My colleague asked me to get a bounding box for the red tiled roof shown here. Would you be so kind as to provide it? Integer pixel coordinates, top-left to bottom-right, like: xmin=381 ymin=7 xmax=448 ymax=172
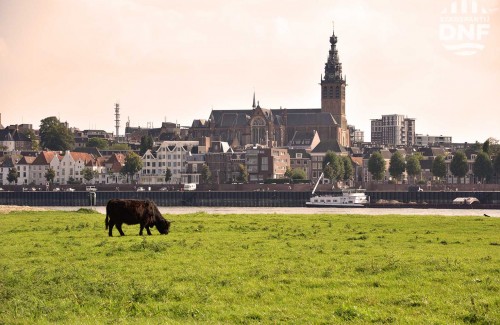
xmin=32 ymin=151 xmax=59 ymax=165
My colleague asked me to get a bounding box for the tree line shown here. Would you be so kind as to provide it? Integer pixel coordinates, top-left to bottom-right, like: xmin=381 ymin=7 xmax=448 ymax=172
xmin=366 ymin=140 xmax=500 ymax=184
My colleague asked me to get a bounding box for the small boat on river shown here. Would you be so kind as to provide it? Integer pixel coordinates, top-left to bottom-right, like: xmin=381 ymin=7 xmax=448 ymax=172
xmin=306 ymin=164 xmax=370 ymax=208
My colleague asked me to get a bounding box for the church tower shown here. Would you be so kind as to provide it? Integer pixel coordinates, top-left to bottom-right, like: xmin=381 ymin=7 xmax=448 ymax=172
xmin=321 ymin=25 xmax=349 ymax=147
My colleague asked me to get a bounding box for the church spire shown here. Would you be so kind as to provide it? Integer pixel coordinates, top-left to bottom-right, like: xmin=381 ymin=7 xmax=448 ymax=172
xmin=252 ymin=91 xmax=256 ymax=108
xmin=323 ymin=22 xmax=344 ymax=83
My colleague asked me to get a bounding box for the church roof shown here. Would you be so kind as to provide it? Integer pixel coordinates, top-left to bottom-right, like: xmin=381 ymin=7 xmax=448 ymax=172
xmin=286 ymin=112 xmax=338 ymax=126
xmin=219 ymin=112 xmax=250 ymax=128
xmin=272 ymin=108 xmax=322 ymax=114
xmin=288 ymin=130 xmax=317 ymax=146
xmin=206 ymin=108 xmax=334 ymax=129
xmin=311 ymin=139 xmax=346 ymax=154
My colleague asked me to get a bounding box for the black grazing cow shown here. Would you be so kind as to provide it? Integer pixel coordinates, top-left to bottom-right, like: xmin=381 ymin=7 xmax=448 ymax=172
xmin=105 ymin=199 xmax=170 ymax=236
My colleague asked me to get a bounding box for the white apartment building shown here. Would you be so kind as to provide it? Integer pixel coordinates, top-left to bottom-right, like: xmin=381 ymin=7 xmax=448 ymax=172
xmin=57 ymin=151 xmax=101 ymax=185
xmin=16 ymin=156 xmax=36 ymax=185
xmin=30 ymin=152 xmax=61 ymax=185
xmin=140 ymin=141 xmax=199 ymax=185
xmin=415 ymin=134 xmax=452 ymax=146
xmin=371 ymin=115 xmax=415 ymax=146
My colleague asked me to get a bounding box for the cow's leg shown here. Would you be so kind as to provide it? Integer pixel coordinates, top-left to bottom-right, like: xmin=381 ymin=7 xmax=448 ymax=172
xmin=146 ymin=226 xmax=152 ymax=236
xmin=116 ymin=223 xmax=125 ymax=236
xmin=108 ymin=222 xmax=114 ymax=237
xmin=139 ymin=223 xmax=144 ymax=236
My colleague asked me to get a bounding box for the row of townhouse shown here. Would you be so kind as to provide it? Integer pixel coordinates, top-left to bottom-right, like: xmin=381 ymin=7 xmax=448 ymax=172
xmin=0 ymin=150 xmax=127 ymax=186
xmin=139 ymin=141 xmax=292 ymax=185
xmin=1 ymin=140 xmax=494 ymax=187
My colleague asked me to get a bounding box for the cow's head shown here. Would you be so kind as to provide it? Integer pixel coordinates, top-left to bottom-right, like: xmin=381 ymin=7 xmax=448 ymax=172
xmin=156 ymin=218 xmax=171 ymax=235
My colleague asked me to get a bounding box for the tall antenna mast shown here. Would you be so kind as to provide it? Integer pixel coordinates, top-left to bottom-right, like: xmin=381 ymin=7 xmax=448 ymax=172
xmin=114 ymin=103 xmax=120 ymax=141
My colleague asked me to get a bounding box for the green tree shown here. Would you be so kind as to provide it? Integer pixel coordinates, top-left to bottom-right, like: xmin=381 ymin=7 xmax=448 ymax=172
xmin=489 ymin=138 xmax=500 ymax=157
xmin=341 ymin=156 xmax=353 ymax=182
xmin=139 ymin=135 xmax=154 ymax=156
xmin=482 ymin=139 xmax=490 ymax=155
xmin=45 ymin=167 xmax=56 ymax=184
xmin=322 ymin=151 xmax=343 ymax=181
xmin=82 ymin=167 xmax=97 ymax=184
xmin=368 ymin=152 xmax=386 ymax=182
xmin=389 ymin=152 xmax=406 ymax=183
xmin=67 ymin=177 xmax=81 ymax=185
xmin=121 ymin=152 xmax=143 ymax=183
xmin=165 ymin=168 xmax=172 ymax=183
xmin=450 ymin=151 xmax=468 ymax=184
xmin=494 ymin=154 xmax=500 ymax=176
xmin=39 ymin=116 xmax=75 ymax=150
xmin=87 ymin=137 xmax=109 ymax=149
xmin=200 ymin=164 xmax=212 ymax=184
xmin=109 ymin=143 xmax=131 ymax=150
xmin=237 ymin=164 xmax=249 ymax=183
xmin=406 ymin=155 xmax=422 ymax=184
xmin=473 ymin=151 xmax=493 ymax=184
xmin=290 ymin=168 xmax=307 ymax=180
xmin=465 ymin=141 xmax=482 ymax=156
xmin=7 ymin=167 xmax=19 ymax=184
xmin=284 ymin=167 xmax=293 ymax=179
xmin=431 ymin=155 xmax=447 ymax=181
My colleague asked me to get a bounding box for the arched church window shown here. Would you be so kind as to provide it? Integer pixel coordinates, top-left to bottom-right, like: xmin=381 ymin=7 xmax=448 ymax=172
xmin=251 ymin=117 xmax=266 ymax=145
xmin=335 ymin=86 xmax=340 ymax=99
xmin=328 ymin=86 xmax=333 ymax=98
xmin=322 ymin=86 xmax=327 ymax=98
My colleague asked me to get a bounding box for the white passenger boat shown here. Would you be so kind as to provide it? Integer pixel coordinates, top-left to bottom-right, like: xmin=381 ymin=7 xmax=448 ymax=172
xmin=306 ymin=190 xmax=370 ymax=207
xmin=306 ymin=164 xmax=370 ymax=207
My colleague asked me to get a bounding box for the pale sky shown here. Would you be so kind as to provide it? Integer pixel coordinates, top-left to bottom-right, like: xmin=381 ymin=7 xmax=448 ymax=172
xmin=0 ymin=0 xmax=499 ymax=143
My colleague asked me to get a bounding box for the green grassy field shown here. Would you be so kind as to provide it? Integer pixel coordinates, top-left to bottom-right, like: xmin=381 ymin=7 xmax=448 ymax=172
xmin=0 ymin=210 xmax=499 ymax=324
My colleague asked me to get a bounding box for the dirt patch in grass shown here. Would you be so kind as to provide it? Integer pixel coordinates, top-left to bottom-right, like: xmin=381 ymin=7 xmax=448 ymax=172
xmin=0 ymin=205 xmax=49 ymax=214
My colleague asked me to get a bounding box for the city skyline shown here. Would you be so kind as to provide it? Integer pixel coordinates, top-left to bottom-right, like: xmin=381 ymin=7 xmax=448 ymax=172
xmin=1 ymin=0 xmax=499 ymax=143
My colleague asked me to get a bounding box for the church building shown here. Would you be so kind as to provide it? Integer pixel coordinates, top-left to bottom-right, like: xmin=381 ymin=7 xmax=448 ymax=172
xmin=188 ymin=26 xmax=350 ymax=148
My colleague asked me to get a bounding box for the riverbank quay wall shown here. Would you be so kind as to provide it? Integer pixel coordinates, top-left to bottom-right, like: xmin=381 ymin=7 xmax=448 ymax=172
xmin=1 ymin=191 xmax=499 ymax=207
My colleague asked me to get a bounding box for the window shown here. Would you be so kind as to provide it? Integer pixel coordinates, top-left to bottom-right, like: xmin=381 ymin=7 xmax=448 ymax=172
xmin=251 ymin=117 xmax=266 ymax=145
xmin=335 ymin=86 xmax=340 ymax=98
xmin=261 ymin=157 xmax=268 ymax=171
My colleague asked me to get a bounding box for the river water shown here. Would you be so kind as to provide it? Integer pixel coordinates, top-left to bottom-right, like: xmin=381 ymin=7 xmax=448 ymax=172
xmin=52 ymin=206 xmax=499 ymax=217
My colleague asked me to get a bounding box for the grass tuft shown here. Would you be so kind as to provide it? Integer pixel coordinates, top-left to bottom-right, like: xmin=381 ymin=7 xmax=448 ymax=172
xmin=75 ymin=208 xmax=100 ymax=214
